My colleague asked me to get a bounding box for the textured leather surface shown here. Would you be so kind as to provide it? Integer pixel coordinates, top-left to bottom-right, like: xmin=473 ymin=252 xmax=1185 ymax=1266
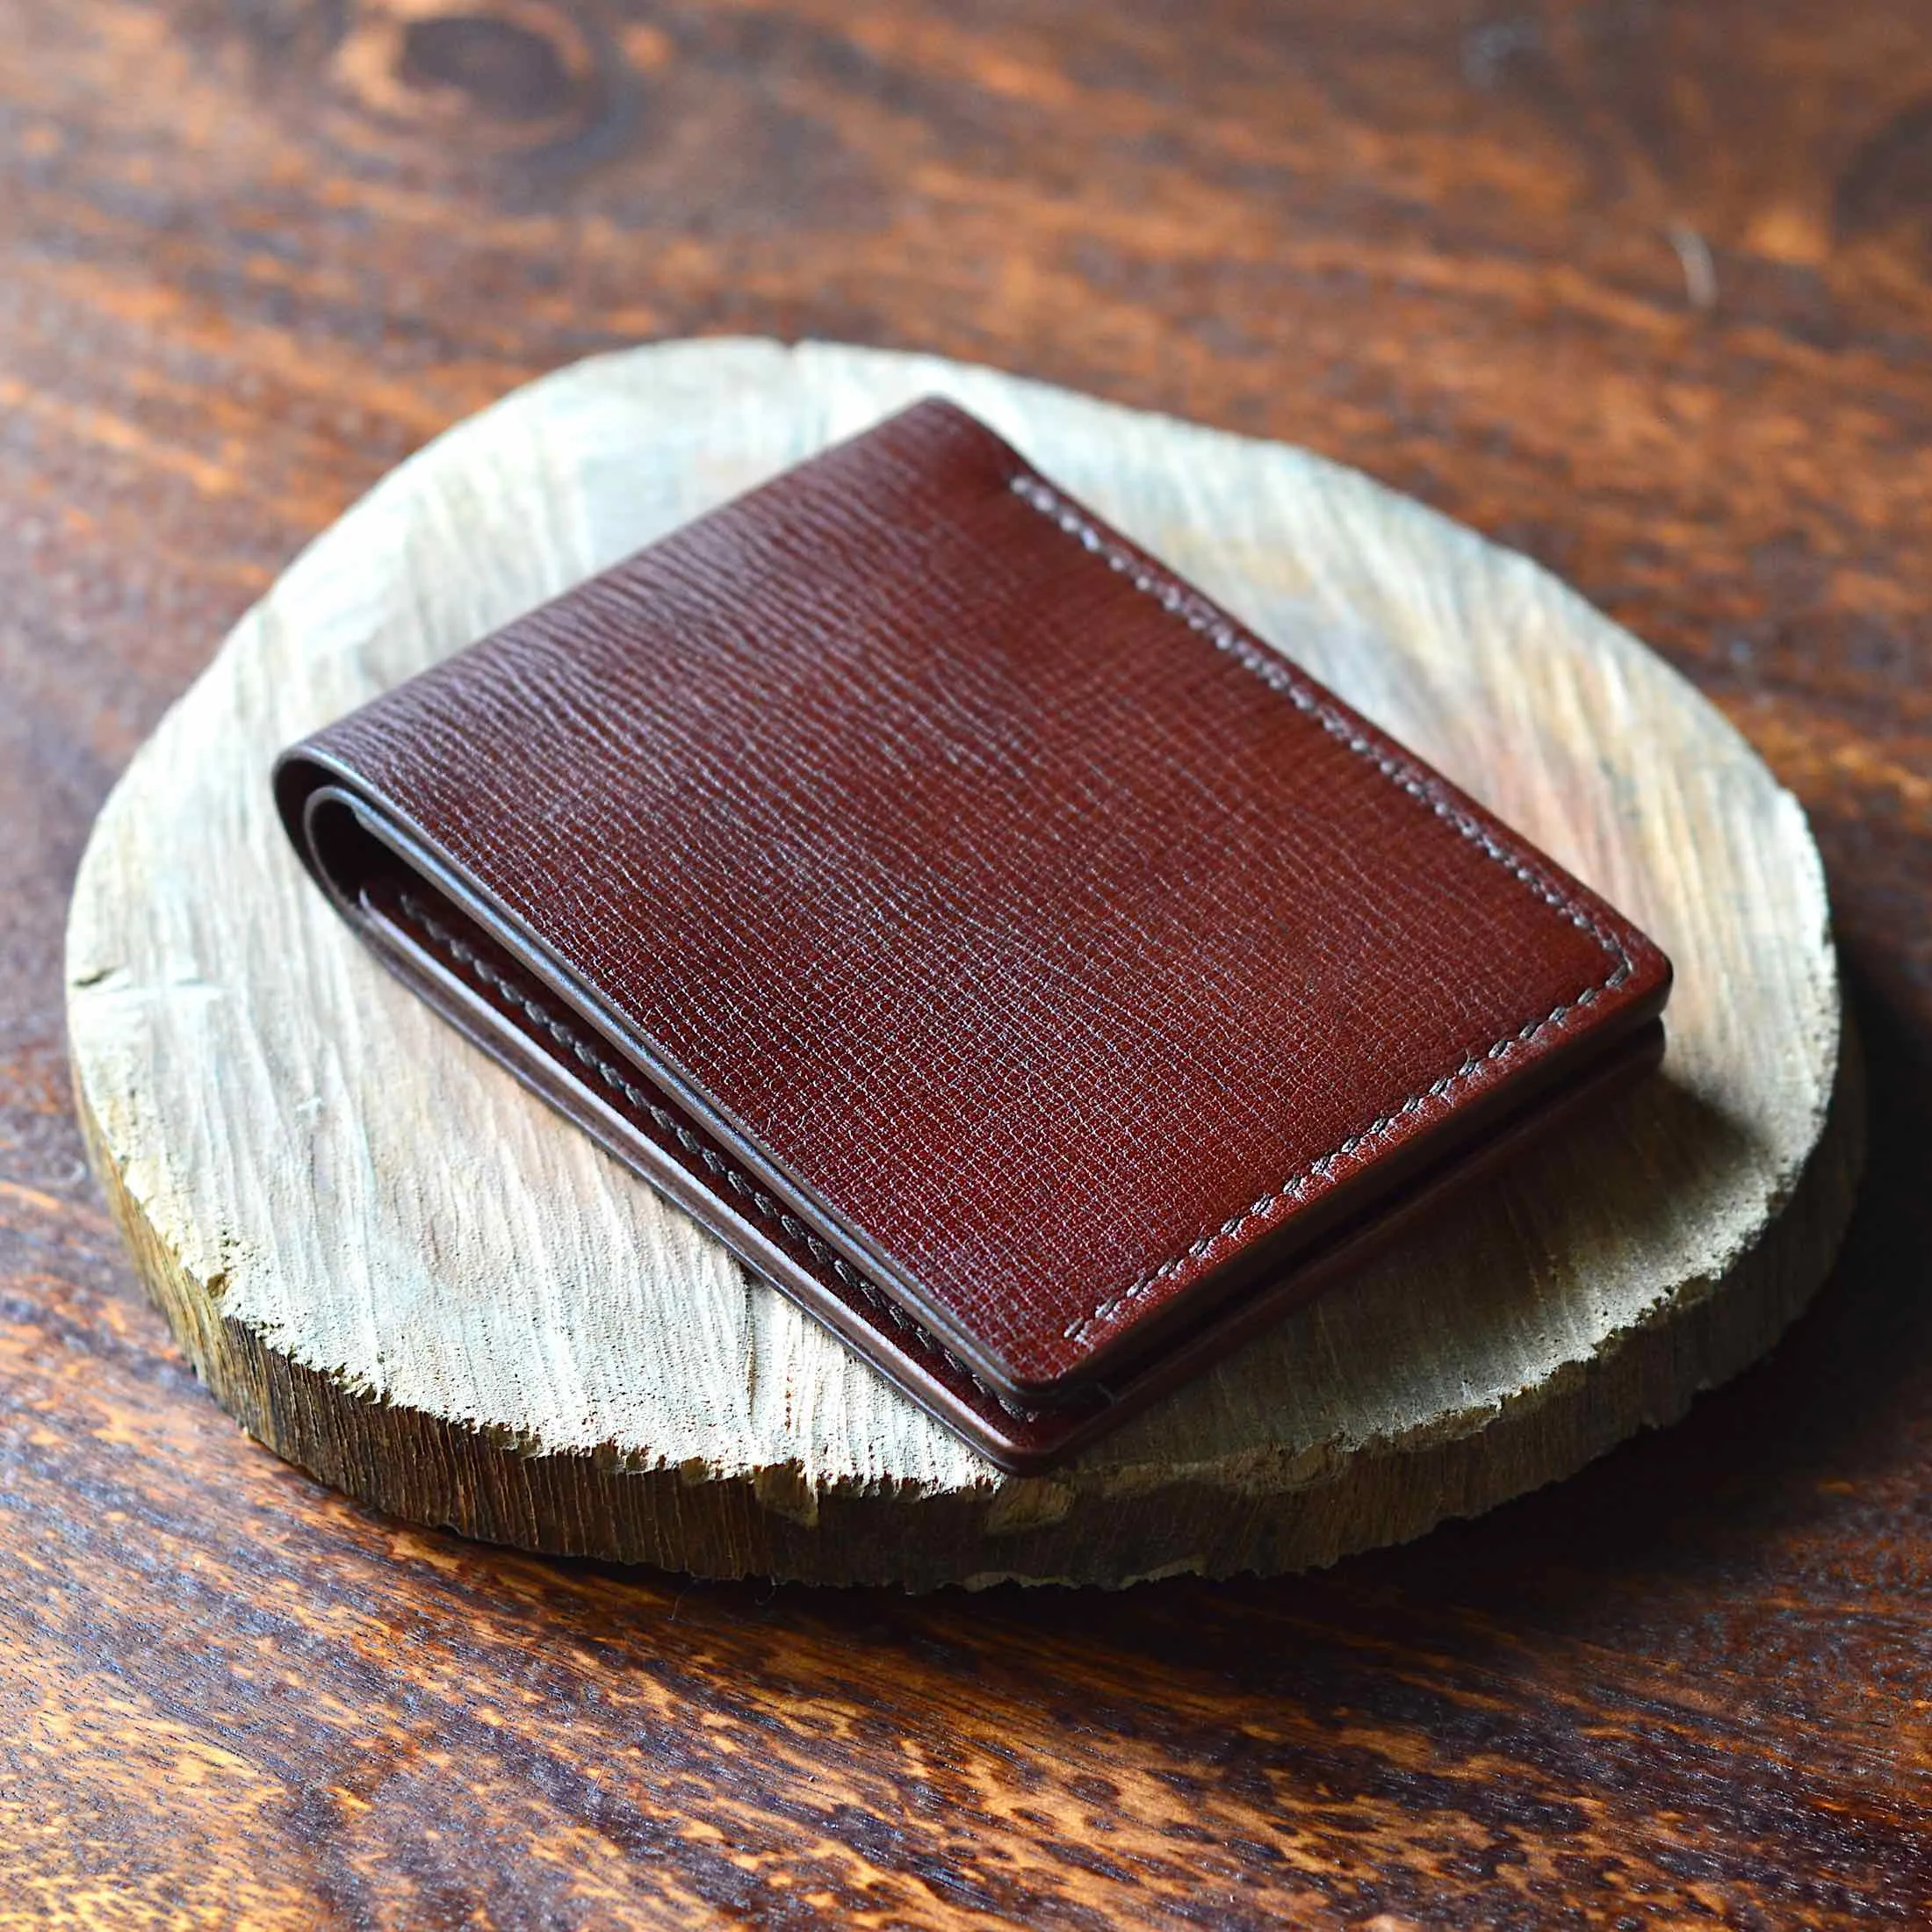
xmin=275 ymin=397 xmax=1671 ymax=1469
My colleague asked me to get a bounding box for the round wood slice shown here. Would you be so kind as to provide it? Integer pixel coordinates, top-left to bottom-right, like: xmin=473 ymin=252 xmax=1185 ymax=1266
xmin=66 ymin=339 xmax=1861 ymax=1589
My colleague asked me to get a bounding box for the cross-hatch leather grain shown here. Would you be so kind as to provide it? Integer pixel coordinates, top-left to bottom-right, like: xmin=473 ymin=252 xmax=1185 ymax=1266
xmin=275 ymin=398 xmax=1670 ymax=1467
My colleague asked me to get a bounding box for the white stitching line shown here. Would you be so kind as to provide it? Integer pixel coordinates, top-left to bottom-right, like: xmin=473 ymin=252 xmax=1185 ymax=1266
xmin=1007 ymin=472 xmax=1635 ymax=1345
xmin=393 ymin=893 xmax=1043 ymax=1424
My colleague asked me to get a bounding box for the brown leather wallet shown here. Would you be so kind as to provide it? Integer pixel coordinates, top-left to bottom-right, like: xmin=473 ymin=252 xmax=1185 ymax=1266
xmin=275 ymin=397 xmax=1671 ymax=1473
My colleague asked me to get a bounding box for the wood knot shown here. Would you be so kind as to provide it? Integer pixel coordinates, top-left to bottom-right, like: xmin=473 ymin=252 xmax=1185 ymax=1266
xmin=332 ymin=0 xmax=619 ymax=159
xmin=400 ymin=11 xmax=578 ymax=122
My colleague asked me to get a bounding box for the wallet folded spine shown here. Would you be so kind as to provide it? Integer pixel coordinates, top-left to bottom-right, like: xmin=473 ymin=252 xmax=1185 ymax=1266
xmin=275 ymin=396 xmax=1671 ymax=1473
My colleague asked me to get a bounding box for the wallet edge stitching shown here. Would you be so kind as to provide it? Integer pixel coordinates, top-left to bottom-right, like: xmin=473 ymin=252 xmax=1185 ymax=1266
xmin=393 ymin=890 xmax=1048 ymax=1424
xmin=1006 ymin=472 xmax=1638 ymax=1346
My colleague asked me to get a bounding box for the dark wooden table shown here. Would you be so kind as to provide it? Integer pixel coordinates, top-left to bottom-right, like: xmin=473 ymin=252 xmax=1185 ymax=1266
xmin=4 ymin=3 xmax=1930 ymax=1922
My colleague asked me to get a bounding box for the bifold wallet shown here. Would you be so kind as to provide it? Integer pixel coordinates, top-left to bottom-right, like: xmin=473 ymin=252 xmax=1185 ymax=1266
xmin=275 ymin=397 xmax=1672 ymax=1473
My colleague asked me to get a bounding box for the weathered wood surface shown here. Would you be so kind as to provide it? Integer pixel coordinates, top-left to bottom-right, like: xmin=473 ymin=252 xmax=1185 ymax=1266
xmin=6 ymin=0 xmax=1932 ymax=1919
xmin=67 ymin=336 xmax=1855 ymax=1588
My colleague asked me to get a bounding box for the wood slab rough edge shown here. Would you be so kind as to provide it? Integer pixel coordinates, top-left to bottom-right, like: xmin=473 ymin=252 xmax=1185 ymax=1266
xmin=74 ymin=1047 xmax=1861 ymax=1589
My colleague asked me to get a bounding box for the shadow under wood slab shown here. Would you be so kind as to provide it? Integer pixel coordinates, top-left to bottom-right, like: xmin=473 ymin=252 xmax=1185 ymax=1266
xmin=64 ymin=339 xmax=1860 ymax=1588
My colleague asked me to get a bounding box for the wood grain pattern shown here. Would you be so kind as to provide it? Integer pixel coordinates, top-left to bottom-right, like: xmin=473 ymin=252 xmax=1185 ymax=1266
xmin=6 ymin=0 xmax=1932 ymax=1919
xmin=66 ymin=338 xmax=1856 ymax=1587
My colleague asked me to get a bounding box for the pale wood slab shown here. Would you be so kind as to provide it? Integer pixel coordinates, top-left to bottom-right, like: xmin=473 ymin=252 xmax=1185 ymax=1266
xmin=66 ymin=339 xmax=1859 ymax=1588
